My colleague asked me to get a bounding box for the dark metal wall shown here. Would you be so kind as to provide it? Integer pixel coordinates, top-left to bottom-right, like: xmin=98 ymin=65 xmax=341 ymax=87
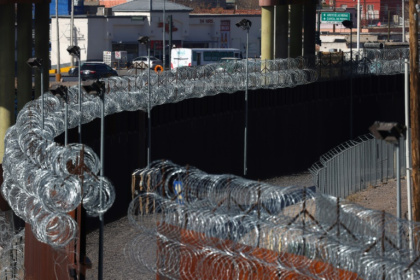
xmin=76 ymin=74 xmax=405 ymax=224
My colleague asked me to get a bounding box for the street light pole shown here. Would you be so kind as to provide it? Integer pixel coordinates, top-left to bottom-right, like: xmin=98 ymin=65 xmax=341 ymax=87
xmin=67 ymin=45 xmax=86 ymax=280
xmin=236 ymin=19 xmax=252 ymax=176
xmin=50 ymin=85 xmax=68 ymax=146
xmin=82 ymin=80 xmax=106 ymax=280
xmin=27 ymin=58 xmax=44 ymax=130
xmin=67 ymin=45 xmax=82 ymax=143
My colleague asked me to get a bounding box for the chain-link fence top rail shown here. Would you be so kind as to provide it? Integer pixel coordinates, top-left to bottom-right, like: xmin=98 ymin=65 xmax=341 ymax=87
xmin=126 ymin=160 xmax=420 ymax=279
xmin=309 ymin=133 xmax=407 ymax=198
xmin=0 ymin=48 xmax=410 ymax=250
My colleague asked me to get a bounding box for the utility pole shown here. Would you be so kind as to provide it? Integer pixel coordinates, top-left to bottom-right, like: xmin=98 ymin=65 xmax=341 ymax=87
xmin=409 ymin=0 xmax=420 ymax=222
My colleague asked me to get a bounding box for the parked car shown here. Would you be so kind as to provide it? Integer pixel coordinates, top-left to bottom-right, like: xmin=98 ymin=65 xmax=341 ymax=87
xmin=132 ymin=56 xmax=163 ymax=69
xmin=68 ymin=67 xmax=78 ymax=77
xmin=80 ymin=62 xmax=118 ymax=80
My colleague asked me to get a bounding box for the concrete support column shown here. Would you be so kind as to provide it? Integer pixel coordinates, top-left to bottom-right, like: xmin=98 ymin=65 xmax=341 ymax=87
xmin=0 ymin=3 xmax=16 ymax=163
xmin=303 ymin=2 xmax=316 ymax=57
xmin=35 ymin=3 xmax=50 ymax=98
xmin=275 ymin=4 xmax=289 ymax=58
xmin=290 ymin=4 xmax=303 ymax=58
xmin=17 ymin=3 xmax=33 ymax=112
xmin=261 ymin=6 xmax=275 ymax=61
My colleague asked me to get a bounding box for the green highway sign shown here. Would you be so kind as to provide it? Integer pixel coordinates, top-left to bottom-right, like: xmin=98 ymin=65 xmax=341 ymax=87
xmin=321 ymin=12 xmax=351 ymax=23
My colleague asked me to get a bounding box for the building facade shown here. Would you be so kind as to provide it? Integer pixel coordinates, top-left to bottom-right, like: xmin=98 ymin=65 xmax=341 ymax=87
xmin=326 ymin=0 xmax=406 ymax=26
xmin=50 ymin=1 xmax=261 ymax=67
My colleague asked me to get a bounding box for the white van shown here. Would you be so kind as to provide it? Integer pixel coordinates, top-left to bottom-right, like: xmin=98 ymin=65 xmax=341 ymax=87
xmin=171 ymin=48 xmax=242 ymax=69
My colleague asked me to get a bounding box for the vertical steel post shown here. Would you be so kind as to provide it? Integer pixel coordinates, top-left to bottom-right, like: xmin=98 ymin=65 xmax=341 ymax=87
xmin=405 ymin=58 xmax=414 ymax=259
xmin=98 ymin=85 xmax=105 ymax=280
xmin=147 ymin=43 xmax=151 ymax=166
xmin=65 ymin=91 xmax=68 ymax=146
xmin=396 ymin=139 xmax=401 ymax=216
xmin=244 ymin=27 xmax=249 ymax=176
xmin=41 ymin=67 xmax=44 ymax=130
xmin=162 ymin=0 xmax=166 ymax=68
xmin=402 ymin=0 xmax=405 ymax=42
xmin=70 ymin=0 xmax=74 ymax=67
xmin=55 ymin=0 xmax=60 ymax=80
xmin=76 ymin=56 xmax=82 ymax=143
xmin=357 ymin=0 xmax=360 ymax=51
xmin=396 ymin=139 xmax=402 ymax=251
xmin=350 ymin=28 xmax=353 ymax=139
xmin=168 ymin=15 xmax=172 ymax=66
xmin=405 ymin=58 xmax=413 ymax=221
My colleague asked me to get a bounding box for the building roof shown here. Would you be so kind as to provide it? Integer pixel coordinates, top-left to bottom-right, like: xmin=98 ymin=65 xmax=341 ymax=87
xmin=112 ymin=0 xmax=193 ymax=12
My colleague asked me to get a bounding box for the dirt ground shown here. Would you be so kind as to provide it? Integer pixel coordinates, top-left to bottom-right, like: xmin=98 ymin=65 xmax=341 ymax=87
xmin=346 ymin=176 xmax=410 ymax=219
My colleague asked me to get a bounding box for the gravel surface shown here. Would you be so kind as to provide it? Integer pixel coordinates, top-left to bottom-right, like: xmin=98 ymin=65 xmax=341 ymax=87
xmin=85 ymin=171 xmax=409 ymax=280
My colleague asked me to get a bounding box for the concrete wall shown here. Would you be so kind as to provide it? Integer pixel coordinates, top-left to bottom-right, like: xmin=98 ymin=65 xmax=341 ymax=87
xmin=51 ymin=17 xmax=89 ymax=64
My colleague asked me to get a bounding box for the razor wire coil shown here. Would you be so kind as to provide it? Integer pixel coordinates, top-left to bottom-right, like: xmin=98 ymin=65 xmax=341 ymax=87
xmin=126 ymin=160 xmax=420 ymax=279
xmin=0 ymin=48 xmax=411 ymax=250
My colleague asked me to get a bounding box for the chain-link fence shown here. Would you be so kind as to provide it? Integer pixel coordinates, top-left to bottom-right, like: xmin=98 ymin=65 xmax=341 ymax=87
xmin=310 ymin=133 xmax=408 ymax=198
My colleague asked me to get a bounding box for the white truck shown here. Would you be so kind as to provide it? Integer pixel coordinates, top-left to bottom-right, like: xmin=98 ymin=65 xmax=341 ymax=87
xmin=170 ymin=48 xmax=241 ymax=69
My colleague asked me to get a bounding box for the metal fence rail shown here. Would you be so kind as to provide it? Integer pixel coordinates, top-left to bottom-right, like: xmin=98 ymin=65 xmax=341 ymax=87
xmin=309 ymin=133 xmax=407 ymax=198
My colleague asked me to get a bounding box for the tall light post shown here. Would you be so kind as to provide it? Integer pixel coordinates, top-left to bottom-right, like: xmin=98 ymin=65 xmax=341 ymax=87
xmin=236 ymin=18 xmax=252 ymax=176
xmin=82 ymin=79 xmax=106 ymax=280
xmin=50 ymin=85 xmax=68 ymax=146
xmin=27 ymin=57 xmax=44 ymax=130
xmin=67 ymin=45 xmax=86 ymax=280
xmin=342 ymin=20 xmax=354 ymax=139
xmin=138 ymin=36 xmax=152 ymax=166
xmin=67 ymin=45 xmax=82 ymax=143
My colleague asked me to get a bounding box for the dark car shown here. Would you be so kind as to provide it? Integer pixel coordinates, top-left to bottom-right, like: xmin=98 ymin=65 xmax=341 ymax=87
xmin=68 ymin=67 xmax=78 ymax=77
xmin=80 ymin=62 xmax=118 ymax=80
